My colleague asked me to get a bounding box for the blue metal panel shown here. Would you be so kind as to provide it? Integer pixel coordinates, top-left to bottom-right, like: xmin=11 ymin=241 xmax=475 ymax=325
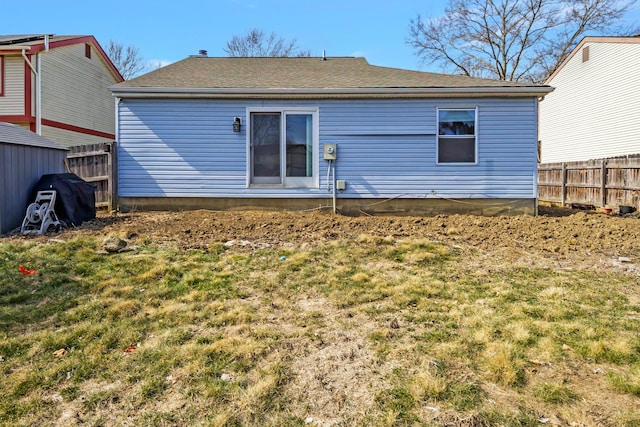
xmin=117 ymin=97 xmax=538 ymax=199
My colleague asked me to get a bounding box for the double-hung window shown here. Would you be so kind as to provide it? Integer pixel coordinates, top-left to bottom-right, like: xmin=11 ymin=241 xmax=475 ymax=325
xmin=248 ymin=108 xmax=318 ymax=188
xmin=437 ymin=108 xmax=477 ymax=164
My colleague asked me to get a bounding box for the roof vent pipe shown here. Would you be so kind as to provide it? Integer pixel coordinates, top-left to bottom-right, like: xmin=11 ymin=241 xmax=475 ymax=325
xmin=322 ymin=50 xmax=326 ymax=61
xmin=198 ymin=49 xmax=208 ymax=56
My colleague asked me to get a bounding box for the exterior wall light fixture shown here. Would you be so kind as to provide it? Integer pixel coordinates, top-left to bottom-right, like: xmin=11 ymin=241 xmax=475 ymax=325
xmin=233 ymin=117 xmax=242 ymax=132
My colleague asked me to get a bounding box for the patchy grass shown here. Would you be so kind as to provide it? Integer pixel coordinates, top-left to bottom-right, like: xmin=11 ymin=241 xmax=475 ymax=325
xmin=533 ymin=381 xmax=580 ymax=404
xmin=0 ymin=233 xmax=639 ymax=426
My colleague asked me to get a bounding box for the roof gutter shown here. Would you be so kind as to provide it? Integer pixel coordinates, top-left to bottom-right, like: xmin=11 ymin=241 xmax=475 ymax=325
xmin=20 ymin=49 xmax=37 ymax=73
xmin=0 ymin=46 xmax=38 ymax=73
xmin=0 ymin=45 xmax=33 ymax=53
xmin=110 ymin=85 xmax=554 ymax=99
xmin=4 ymin=37 xmax=50 ymax=135
xmin=1 ymin=44 xmax=45 ymax=134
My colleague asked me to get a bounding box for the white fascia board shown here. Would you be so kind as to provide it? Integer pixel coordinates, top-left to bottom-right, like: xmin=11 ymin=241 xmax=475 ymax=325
xmin=110 ymin=86 xmax=554 ymax=99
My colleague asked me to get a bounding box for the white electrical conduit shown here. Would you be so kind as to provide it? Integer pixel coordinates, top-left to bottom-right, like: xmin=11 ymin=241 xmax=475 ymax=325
xmin=332 ymin=161 xmax=336 ymax=214
xmin=325 ymin=160 xmax=337 ymax=214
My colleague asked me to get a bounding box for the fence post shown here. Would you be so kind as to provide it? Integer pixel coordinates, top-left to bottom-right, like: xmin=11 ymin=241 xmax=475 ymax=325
xmin=601 ymin=159 xmax=607 ymax=207
xmin=561 ymin=162 xmax=567 ymax=206
xmin=111 ymin=141 xmax=118 ymax=212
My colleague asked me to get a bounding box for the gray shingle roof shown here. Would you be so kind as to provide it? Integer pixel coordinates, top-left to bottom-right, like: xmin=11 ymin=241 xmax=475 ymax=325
xmin=0 ymin=122 xmax=68 ymax=150
xmin=112 ymin=56 xmax=550 ymax=94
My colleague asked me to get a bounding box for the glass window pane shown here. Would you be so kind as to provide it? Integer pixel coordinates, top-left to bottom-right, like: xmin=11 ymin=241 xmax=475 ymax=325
xmin=252 ymin=113 xmax=281 ymax=178
xmin=286 ymin=114 xmax=313 ymax=177
xmin=439 ymin=110 xmax=475 ymax=135
xmin=438 ymin=137 xmax=475 ymax=163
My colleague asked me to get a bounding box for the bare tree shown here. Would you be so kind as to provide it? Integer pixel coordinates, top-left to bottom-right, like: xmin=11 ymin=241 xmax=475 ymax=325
xmin=408 ymin=0 xmax=638 ymax=82
xmin=224 ymin=29 xmax=312 ymax=57
xmin=106 ymin=40 xmax=148 ymax=80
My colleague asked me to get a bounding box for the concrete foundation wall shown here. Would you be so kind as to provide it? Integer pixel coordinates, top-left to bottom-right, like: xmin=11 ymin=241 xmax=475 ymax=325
xmin=117 ymin=197 xmax=536 ymax=217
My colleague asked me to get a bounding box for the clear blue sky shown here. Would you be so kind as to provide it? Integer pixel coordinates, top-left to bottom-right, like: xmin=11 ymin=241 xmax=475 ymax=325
xmin=3 ymin=0 xmax=639 ymax=74
xmin=1 ymin=0 xmax=449 ymax=72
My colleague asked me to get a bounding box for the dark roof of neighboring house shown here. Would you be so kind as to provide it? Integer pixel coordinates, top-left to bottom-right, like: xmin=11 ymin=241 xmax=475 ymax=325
xmin=0 ymin=34 xmax=46 ymax=44
xmin=0 ymin=122 xmax=68 ymax=151
xmin=0 ymin=34 xmax=94 ymax=48
xmin=111 ymin=56 xmax=552 ymax=98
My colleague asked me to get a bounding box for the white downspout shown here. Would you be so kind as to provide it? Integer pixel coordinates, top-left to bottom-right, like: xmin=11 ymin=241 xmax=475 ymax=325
xmin=21 ymin=49 xmax=36 ymax=73
xmin=36 ymin=53 xmax=42 ymax=135
xmin=21 ymin=49 xmax=41 ymax=135
xmin=36 ymin=36 xmax=49 ymax=136
xmin=20 ymin=35 xmax=48 ymax=135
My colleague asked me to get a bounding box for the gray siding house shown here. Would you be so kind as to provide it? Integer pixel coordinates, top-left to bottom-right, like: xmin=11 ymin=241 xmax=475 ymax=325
xmin=0 ymin=122 xmax=67 ymax=234
xmin=110 ymin=56 xmax=552 ymax=215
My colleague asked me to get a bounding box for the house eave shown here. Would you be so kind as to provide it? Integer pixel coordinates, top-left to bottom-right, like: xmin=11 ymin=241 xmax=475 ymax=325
xmin=110 ymin=86 xmax=553 ymax=99
xmin=0 ymin=45 xmax=35 ymax=53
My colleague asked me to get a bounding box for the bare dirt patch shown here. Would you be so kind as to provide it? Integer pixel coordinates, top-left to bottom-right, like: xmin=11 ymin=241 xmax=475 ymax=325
xmin=8 ymin=204 xmax=638 ymax=275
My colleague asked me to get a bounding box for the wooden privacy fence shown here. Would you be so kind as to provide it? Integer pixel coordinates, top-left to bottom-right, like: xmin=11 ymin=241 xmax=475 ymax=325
xmin=538 ymin=155 xmax=640 ymax=209
xmin=65 ymin=142 xmax=115 ymax=210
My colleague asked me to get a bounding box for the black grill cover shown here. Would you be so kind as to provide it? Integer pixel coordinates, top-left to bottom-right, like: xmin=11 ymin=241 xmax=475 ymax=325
xmin=31 ymin=173 xmax=96 ymax=227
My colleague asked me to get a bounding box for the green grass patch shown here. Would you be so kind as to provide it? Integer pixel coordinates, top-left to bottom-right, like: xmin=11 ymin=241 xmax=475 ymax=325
xmin=608 ymin=365 xmax=640 ymax=397
xmin=533 ymin=382 xmax=580 ymax=404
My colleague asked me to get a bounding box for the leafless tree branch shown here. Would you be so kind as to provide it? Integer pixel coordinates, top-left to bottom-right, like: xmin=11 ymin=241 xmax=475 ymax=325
xmin=224 ymin=29 xmax=312 ymax=57
xmin=407 ymin=0 xmax=638 ymax=82
xmin=106 ymin=40 xmax=148 ymax=80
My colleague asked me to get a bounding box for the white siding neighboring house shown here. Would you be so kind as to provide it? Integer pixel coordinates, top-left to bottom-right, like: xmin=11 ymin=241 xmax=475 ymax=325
xmin=0 ymin=34 xmax=123 ymax=147
xmin=539 ymin=36 xmax=640 ymax=163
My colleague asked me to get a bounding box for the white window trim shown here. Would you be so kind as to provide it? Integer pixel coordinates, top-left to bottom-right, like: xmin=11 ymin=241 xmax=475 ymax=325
xmin=436 ymin=107 xmax=478 ymax=165
xmin=0 ymin=55 xmax=4 ymax=97
xmin=246 ymin=107 xmax=320 ymax=188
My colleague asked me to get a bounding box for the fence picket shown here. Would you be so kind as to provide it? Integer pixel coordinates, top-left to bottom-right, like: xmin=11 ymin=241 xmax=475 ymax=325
xmin=65 ymin=142 xmax=113 ymax=210
xmin=538 ymin=155 xmax=640 ymax=209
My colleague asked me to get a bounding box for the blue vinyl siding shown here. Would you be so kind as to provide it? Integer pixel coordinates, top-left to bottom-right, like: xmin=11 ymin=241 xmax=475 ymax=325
xmin=117 ymin=98 xmax=538 ymax=199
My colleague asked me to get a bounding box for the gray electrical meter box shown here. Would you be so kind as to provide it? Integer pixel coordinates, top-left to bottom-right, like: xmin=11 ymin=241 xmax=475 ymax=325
xmin=324 ymin=144 xmax=337 ymax=160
